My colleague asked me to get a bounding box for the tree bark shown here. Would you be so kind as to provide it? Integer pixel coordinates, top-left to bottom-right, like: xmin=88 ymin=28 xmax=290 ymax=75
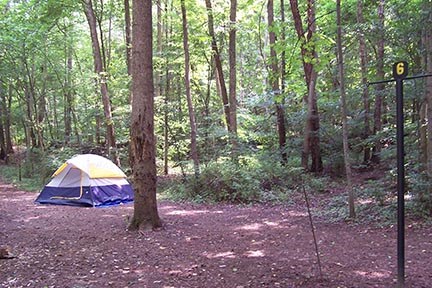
xmin=5 ymin=83 xmax=13 ymax=154
xmin=0 ymin=85 xmax=6 ymax=160
xmin=371 ymin=0 xmax=385 ymax=164
xmin=83 ymin=0 xmax=117 ymax=162
xmin=181 ymin=0 xmax=200 ymax=177
xmin=22 ymin=60 xmax=37 ymax=148
xmin=290 ymin=0 xmax=322 ymax=172
xmin=268 ymin=0 xmax=287 ymax=164
xmin=357 ymin=0 xmax=371 ymax=163
xmin=129 ymin=0 xmax=162 ymax=231
xmin=205 ymin=0 xmax=231 ymax=132
xmin=337 ymin=0 xmax=355 ymax=218
xmin=155 ymin=0 xmax=163 ymax=101
xmin=124 ymin=0 xmax=132 ymax=76
xmin=64 ymin=37 xmax=73 ymax=145
xmin=229 ymin=0 xmax=238 ymax=154
xmin=424 ymin=8 xmax=432 ymax=211
xmin=279 ymin=0 xmax=288 ymax=164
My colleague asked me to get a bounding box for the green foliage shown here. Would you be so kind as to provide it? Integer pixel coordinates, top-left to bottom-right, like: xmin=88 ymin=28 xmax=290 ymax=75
xmin=160 ymin=152 xmax=308 ymax=204
xmin=0 ymin=165 xmax=42 ymax=193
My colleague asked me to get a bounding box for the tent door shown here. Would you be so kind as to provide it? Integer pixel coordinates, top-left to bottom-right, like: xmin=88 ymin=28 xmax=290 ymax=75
xmin=50 ymin=169 xmax=84 ymax=200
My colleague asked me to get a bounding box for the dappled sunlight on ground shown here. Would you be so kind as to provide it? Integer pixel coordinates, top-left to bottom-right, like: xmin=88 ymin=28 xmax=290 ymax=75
xmin=244 ymin=250 xmax=265 ymax=257
xmin=1 ymin=195 xmax=35 ymax=202
xmin=358 ymin=198 xmax=374 ymax=205
xmin=205 ymin=251 xmax=236 ymax=259
xmin=17 ymin=215 xmax=42 ymax=223
xmin=263 ymin=220 xmax=279 ymax=227
xmin=1 ymin=181 xmax=432 ymax=287
xmin=235 ymin=223 xmax=264 ymax=231
xmin=165 ymin=209 xmax=213 ymax=216
xmin=354 ymin=269 xmax=391 ymax=279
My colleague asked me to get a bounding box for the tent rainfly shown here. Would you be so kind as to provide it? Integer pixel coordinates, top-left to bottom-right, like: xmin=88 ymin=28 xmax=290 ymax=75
xmin=35 ymin=154 xmax=134 ymax=207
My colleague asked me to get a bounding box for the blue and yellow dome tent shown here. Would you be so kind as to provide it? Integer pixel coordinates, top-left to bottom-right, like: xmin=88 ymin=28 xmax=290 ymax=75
xmin=35 ymin=154 xmax=134 ymax=207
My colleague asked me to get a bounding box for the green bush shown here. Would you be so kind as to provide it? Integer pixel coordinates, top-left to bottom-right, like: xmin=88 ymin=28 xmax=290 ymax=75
xmin=159 ymin=153 xmax=303 ymax=204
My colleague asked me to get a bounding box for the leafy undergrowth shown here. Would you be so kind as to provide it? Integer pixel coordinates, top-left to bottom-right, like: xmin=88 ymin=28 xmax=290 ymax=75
xmin=310 ymin=171 xmax=432 ymax=227
xmin=0 ymin=165 xmax=42 ymax=193
xmin=159 ymin=165 xmax=432 ymax=228
xmin=2 ymin=156 xmax=431 ymax=228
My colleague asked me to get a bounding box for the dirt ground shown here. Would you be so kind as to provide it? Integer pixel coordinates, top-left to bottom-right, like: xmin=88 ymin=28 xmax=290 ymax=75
xmin=1 ymin=180 xmax=432 ymax=288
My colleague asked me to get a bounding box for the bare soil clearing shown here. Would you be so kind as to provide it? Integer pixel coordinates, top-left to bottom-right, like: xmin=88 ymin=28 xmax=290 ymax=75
xmin=1 ymin=180 xmax=431 ymax=287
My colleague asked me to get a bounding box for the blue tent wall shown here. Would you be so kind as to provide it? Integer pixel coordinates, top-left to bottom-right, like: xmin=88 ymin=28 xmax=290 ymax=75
xmin=35 ymin=184 xmax=134 ymax=207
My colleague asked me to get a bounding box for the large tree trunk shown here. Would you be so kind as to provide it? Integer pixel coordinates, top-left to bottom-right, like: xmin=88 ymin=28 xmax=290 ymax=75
xmin=205 ymin=0 xmax=231 ymax=133
xmin=268 ymin=0 xmax=287 ymax=164
xmin=83 ymin=0 xmax=117 ymax=163
xmin=357 ymin=0 xmax=371 ymax=163
xmin=129 ymin=0 xmax=162 ymax=231
xmin=290 ymin=0 xmax=322 ymax=172
xmin=371 ymin=0 xmax=385 ymax=164
xmin=180 ymin=0 xmax=200 ymax=177
xmin=337 ymin=0 xmax=355 ymax=218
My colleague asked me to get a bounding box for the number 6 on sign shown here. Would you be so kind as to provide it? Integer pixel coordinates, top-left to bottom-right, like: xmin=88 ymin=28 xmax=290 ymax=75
xmin=393 ymin=61 xmax=408 ymax=79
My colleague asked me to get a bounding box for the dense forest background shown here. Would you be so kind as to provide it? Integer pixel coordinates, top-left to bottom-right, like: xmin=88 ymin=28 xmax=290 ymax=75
xmin=1 ymin=0 xmax=432 ymax=220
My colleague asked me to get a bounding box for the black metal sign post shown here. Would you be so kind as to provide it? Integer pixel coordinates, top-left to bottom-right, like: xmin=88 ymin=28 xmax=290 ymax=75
xmin=393 ymin=61 xmax=408 ymax=288
xmin=368 ymin=62 xmax=432 ymax=288
xmin=368 ymin=61 xmax=432 ymax=288
xmin=368 ymin=61 xmax=408 ymax=288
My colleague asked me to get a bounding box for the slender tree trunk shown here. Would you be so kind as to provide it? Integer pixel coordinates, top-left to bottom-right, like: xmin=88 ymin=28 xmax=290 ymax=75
xmin=164 ymin=70 xmax=170 ymax=175
xmin=95 ymin=112 xmax=101 ymax=144
xmin=372 ymin=0 xmax=385 ymax=164
xmin=96 ymin=0 xmax=107 ymax=72
xmin=5 ymin=83 xmax=13 ymax=154
xmin=229 ymin=0 xmax=238 ymax=154
xmin=425 ymin=8 xmax=432 ymax=211
xmin=124 ymin=0 xmax=132 ymax=76
xmin=0 ymin=84 xmax=6 ymax=160
xmin=337 ymin=0 xmax=355 ymax=218
xmin=307 ymin=72 xmax=322 ymax=172
xmin=268 ymin=0 xmax=287 ymax=164
xmin=279 ymin=0 xmax=288 ymax=164
xmin=357 ymin=0 xmax=371 ymax=163
xmin=419 ymin=100 xmax=427 ymax=168
xmin=83 ymin=0 xmax=117 ymax=163
xmin=64 ymin=41 xmax=73 ymax=145
xmin=129 ymin=0 xmax=162 ymax=231
xmin=23 ymin=75 xmax=36 ymax=148
xmin=163 ymin=1 xmax=172 ymax=175
xmin=180 ymin=0 xmax=200 ymax=177
xmin=37 ymin=61 xmax=47 ymax=150
xmin=205 ymin=0 xmax=231 ymax=132
xmin=155 ymin=0 xmax=163 ymax=100
xmin=290 ymin=0 xmax=322 ymax=172
xmin=0 ymin=83 xmax=13 ymax=157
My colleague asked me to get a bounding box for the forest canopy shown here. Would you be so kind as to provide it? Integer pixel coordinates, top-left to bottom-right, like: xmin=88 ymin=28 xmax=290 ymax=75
xmin=1 ymin=0 xmax=432 ymax=216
